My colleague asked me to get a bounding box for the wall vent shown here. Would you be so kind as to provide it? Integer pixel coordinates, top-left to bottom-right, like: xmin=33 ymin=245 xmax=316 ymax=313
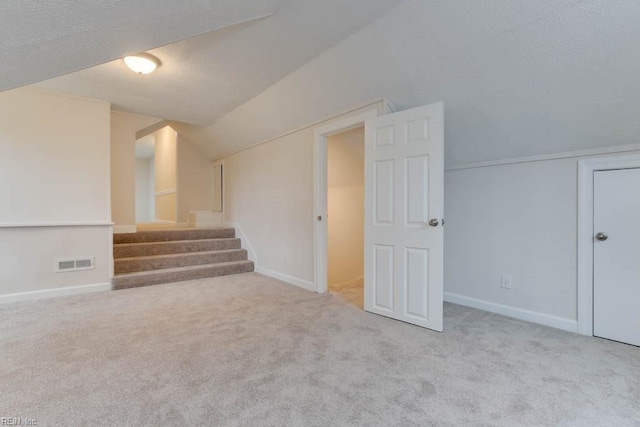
xmin=56 ymin=257 xmax=95 ymax=273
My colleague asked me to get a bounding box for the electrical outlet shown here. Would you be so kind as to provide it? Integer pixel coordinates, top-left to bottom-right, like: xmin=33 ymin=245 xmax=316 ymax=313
xmin=501 ymin=274 xmax=512 ymax=289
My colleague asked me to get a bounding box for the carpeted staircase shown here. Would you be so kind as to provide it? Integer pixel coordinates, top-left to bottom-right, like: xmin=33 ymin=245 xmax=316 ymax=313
xmin=112 ymin=228 xmax=254 ymax=290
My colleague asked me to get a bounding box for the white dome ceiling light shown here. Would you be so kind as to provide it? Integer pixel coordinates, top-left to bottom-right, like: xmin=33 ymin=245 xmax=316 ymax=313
xmin=123 ymin=53 xmax=160 ymax=75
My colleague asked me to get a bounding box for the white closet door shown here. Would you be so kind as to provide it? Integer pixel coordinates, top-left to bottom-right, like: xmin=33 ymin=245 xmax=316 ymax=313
xmin=364 ymin=102 xmax=444 ymax=331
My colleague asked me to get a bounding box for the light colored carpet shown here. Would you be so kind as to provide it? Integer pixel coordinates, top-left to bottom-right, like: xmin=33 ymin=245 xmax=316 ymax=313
xmin=1 ymin=273 xmax=639 ymax=426
xmin=329 ymin=277 xmax=364 ymax=309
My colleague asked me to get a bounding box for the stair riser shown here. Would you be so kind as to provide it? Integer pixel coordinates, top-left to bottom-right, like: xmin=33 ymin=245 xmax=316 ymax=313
xmin=112 ymin=262 xmax=254 ymax=290
xmin=115 ymin=250 xmax=248 ymax=274
xmin=114 ymin=239 xmax=241 ymax=258
xmin=114 ymin=228 xmax=235 ymax=244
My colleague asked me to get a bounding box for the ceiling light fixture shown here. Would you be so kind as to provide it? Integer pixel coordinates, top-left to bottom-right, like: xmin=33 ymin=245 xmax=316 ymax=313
xmin=123 ymin=53 xmax=160 ymax=75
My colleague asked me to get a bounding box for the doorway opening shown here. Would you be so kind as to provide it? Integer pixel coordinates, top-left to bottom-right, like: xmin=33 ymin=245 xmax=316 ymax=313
xmin=135 ymin=133 xmax=156 ymax=224
xmin=326 ymin=126 xmax=365 ymax=308
xmin=135 ymin=126 xmax=179 ymax=230
xmin=313 ymin=106 xmax=381 ymax=298
xmin=315 ymin=101 xmax=444 ymax=331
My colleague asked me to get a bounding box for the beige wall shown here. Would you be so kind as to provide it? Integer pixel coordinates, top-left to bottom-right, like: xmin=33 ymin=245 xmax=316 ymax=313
xmin=177 ymin=134 xmax=214 ymax=224
xmin=0 ymin=88 xmax=111 ymax=223
xmin=111 ymin=111 xmax=159 ymax=229
xmin=222 ymin=102 xmax=384 ymax=286
xmin=327 ymin=126 xmax=364 ymax=285
xmin=154 ymin=126 xmax=177 ymax=222
xmin=0 ymin=87 xmax=112 ymax=298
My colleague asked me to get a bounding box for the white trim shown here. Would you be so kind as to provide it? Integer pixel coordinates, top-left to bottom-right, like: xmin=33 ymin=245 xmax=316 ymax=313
xmin=576 ymin=154 xmax=640 ymax=336
xmin=216 ymin=99 xmax=387 ymax=161
xmin=446 ymin=143 xmax=640 ymax=171
xmin=255 ymin=267 xmax=315 ymax=292
xmin=444 ymin=292 xmax=578 ymax=333
xmin=0 ymin=221 xmax=113 ymax=228
xmin=113 ymin=225 xmax=137 ymax=234
xmin=224 ymin=222 xmax=257 ymax=263
xmin=313 ymin=106 xmax=382 ymax=294
xmin=135 ymin=119 xmax=169 ymax=139
xmin=382 ymin=99 xmax=396 ymax=114
xmin=0 ymin=282 xmax=112 ymax=304
xmin=111 ymin=109 xmax=161 ymax=120
xmin=24 ymin=86 xmax=111 ymax=106
xmin=155 ymin=188 xmax=176 ymax=197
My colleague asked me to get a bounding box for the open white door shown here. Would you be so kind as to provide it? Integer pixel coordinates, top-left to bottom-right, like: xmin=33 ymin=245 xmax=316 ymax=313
xmin=364 ymin=102 xmax=444 ymax=331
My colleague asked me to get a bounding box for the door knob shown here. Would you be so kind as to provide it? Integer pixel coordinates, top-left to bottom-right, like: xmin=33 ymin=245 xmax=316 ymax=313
xmin=595 ymin=232 xmax=608 ymax=241
xmin=428 ymin=218 xmax=439 ymax=227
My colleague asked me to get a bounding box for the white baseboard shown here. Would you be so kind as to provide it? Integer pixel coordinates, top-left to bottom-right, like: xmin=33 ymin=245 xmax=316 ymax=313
xmin=444 ymin=292 xmax=578 ymax=333
xmin=255 ymin=267 xmax=315 ymax=292
xmin=113 ymin=225 xmax=136 ymax=234
xmin=222 ymin=221 xmax=313 ymax=292
xmin=0 ymin=282 xmax=112 ymax=304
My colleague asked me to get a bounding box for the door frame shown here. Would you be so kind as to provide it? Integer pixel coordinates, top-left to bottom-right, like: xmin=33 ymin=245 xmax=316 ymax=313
xmin=313 ymin=105 xmax=388 ymax=294
xmin=577 ymin=154 xmax=640 ymax=335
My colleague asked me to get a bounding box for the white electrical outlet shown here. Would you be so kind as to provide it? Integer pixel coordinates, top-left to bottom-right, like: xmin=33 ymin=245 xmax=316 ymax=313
xmin=501 ymin=274 xmax=512 ymax=289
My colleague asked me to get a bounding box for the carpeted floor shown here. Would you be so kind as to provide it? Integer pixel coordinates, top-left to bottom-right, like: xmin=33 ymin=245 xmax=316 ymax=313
xmin=1 ymin=273 xmax=639 ymax=426
xmin=329 ymin=277 xmax=364 ymax=309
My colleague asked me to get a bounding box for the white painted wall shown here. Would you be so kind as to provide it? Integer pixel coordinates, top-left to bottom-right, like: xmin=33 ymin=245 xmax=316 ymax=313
xmin=0 ymin=227 xmax=112 ymax=298
xmin=444 ymin=149 xmax=640 ymax=331
xmin=0 ymin=87 xmax=112 ymax=299
xmin=148 ymin=160 xmax=155 ymax=220
xmin=327 ymin=127 xmax=364 ymax=285
xmin=154 ymin=126 xmax=177 ymax=222
xmin=177 ymin=134 xmax=214 ymax=225
xmin=223 ymin=103 xmax=384 ymax=288
xmin=111 ymin=111 xmax=160 ymax=230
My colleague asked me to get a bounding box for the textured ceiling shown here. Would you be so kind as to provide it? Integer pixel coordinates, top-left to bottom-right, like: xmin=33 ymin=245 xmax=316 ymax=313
xmin=0 ymin=0 xmax=281 ymax=91
xmin=10 ymin=0 xmax=639 ymax=165
xmin=34 ymin=0 xmax=400 ymax=126
xmin=187 ymin=0 xmax=640 ymax=164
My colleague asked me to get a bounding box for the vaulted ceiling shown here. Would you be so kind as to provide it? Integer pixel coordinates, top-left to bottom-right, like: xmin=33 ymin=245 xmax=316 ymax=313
xmin=33 ymin=0 xmax=400 ymax=125
xmin=5 ymin=0 xmax=640 ymax=165
xmin=0 ymin=0 xmax=282 ymax=91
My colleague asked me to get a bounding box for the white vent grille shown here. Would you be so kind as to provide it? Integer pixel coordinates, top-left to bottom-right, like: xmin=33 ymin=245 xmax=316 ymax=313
xmin=56 ymin=257 xmax=95 ymax=273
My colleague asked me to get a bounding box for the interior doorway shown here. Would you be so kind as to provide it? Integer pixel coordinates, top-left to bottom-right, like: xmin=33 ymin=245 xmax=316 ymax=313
xmin=135 ymin=134 xmax=156 ymax=223
xmin=314 ymin=102 xmax=444 ymax=331
xmin=326 ymin=126 xmax=365 ymax=308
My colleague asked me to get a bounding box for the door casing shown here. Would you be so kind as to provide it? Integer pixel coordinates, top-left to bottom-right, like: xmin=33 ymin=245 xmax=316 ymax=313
xmin=313 ymin=102 xmax=390 ymax=294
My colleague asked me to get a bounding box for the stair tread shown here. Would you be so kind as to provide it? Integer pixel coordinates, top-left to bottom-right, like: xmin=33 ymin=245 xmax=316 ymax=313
xmin=114 ymin=238 xmax=239 ymax=247
xmin=114 ymin=260 xmax=253 ymax=277
xmin=114 ymin=249 xmax=246 ymax=262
